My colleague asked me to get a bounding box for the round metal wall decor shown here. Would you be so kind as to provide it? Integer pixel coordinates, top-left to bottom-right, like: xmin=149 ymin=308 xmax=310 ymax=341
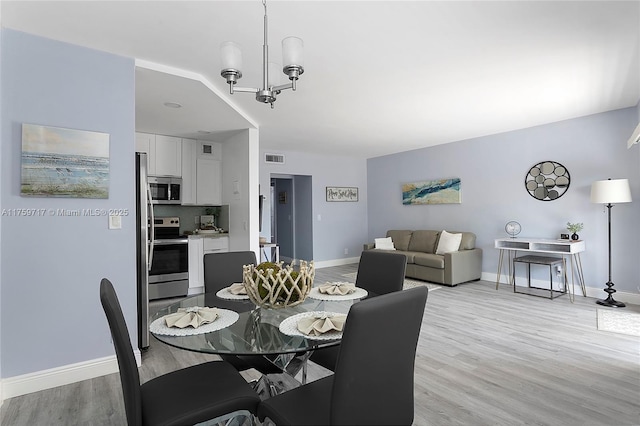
xmin=525 ymin=161 xmax=570 ymax=201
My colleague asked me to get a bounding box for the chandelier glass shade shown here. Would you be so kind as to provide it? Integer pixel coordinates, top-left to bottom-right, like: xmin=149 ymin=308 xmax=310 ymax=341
xmin=220 ymin=0 xmax=304 ymax=108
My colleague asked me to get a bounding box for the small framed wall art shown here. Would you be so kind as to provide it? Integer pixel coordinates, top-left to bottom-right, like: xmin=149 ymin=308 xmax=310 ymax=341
xmin=21 ymin=123 xmax=110 ymax=198
xmin=326 ymin=187 xmax=358 ymax=202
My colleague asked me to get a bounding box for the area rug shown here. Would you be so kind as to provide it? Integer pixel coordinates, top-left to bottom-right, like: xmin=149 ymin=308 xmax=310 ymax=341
xmin=341 ymin=272 xmax=441 ymax=292
xmin=597 ymin=308 xmax=640 ymax=337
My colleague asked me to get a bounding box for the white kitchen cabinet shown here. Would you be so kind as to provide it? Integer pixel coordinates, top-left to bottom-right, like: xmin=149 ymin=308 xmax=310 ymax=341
xmin=188 ymin=236 xmax=229 ymax=295
xmin=135 ymin=132 xmax=156 ymax=175
xmin=188 ymin=238 xmax=204 ymax=294
xmin=181 ymin=138 xmax=197 ymax=205
xmin=203 ymin=236 xmax=229 ymax=253
xmin=154 ymin=135 xmax=182 ymax=177
xmin=180 ymin=140 xmax=222 ymax=206
xmin=196 ymin=157 xmax=222 ymax=205
xmin=135 ymin=132 xmax=182 ymax=177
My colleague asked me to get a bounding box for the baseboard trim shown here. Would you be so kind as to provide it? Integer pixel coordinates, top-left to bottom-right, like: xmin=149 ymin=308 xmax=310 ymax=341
xmin=314 ymin=257 xmax=360 ymax=269
xmin=482 ymin=272 xmax=640 ymax=305
xmin=1 ymin=350 xmax=142 ymax=401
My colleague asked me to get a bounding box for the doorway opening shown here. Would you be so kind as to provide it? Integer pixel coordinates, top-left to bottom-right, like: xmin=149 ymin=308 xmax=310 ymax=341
xmin=271 ymin=175 xmax=313 ymax=263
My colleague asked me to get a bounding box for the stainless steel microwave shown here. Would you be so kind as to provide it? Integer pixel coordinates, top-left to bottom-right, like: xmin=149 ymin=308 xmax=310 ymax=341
xmin=149 ymin=176 xmax=182 ymax=204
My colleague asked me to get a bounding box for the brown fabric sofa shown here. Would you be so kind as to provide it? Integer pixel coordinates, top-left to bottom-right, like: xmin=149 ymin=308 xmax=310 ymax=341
xmin=364 ymin=230 xmax=482 ymax=286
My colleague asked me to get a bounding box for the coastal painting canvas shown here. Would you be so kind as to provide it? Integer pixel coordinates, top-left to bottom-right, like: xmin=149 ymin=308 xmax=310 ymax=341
xmin=402 ymin=178 xmax=461 ymax=205
xmin=21 ymin=123 xmax=110 ymax=198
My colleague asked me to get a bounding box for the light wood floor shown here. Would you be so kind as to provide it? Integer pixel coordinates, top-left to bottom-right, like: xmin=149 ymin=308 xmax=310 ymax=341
xmin=2 ymin=264 xmax=639 ymax=425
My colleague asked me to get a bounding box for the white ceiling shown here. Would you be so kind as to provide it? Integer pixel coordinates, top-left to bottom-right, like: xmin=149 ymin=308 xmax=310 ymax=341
xmin=3 ymin=1 xmax=639 ymax=158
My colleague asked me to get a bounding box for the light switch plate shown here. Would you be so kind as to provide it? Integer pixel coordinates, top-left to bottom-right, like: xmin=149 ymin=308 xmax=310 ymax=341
xmin=109 ymin=215 xmax=122 ymax=230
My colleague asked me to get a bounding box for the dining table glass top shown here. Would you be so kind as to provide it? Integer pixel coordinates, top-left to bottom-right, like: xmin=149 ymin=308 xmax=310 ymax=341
xmin=149 ymin=292 xmax=361 ymax=356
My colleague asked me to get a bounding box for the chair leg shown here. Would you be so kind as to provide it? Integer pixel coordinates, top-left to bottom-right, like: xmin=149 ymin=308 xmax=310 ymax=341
xmin=301 ymin=358 xmax=308 ymax=384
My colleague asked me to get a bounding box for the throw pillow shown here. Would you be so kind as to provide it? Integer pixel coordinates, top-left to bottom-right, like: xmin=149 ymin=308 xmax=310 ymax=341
xmin=435 ymin=230 xmax=462 ymax=254
xmin=374 ymin=237 xmax=396 ymax=250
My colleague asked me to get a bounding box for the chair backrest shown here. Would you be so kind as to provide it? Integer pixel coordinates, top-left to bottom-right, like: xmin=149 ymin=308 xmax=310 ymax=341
xmin=203 ymin=251 xmax=257 ymax=294
xmin=355 ymin=250 xmax=407 ymax=296
xmin=100 ymin=278 xmax=142 ymax=426
xmin=331 ymin=286 xmax=428 ymax=425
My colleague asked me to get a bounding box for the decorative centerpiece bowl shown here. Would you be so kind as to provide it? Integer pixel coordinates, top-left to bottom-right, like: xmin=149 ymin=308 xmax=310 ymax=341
xmin=243 ymin=261 xmax=315 ymax=309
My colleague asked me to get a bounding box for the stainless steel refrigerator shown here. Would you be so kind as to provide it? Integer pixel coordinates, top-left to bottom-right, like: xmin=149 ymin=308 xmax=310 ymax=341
xmin=136 ymin=152 xmax=153 ymax=350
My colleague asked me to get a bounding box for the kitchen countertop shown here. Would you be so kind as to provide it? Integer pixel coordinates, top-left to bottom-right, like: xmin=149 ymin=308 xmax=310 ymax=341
xmin=186 ymin=233 xmax=229 ymax=239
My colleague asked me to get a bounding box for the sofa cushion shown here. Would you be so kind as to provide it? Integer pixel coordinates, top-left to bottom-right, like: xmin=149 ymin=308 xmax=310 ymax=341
xmin=413 ymin=252 xmax=445 ymax=269
xmin=441 ymin=231 xmax=476 ymax=250
xmin=386 ymin=230 xmax=413 ymax=252
xmin=407 ymin=230 xmax=440 ymax=254
xmin=374 ymin=237 xmax=396 ymax=250
xmin=435 ymin=230 xmax=463 ymax=254
xmin=398 ymin=251 xmax=418 ymax=264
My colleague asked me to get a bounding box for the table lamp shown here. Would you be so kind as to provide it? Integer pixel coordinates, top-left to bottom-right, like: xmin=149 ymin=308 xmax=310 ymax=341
xmin=590 ymin=178 xmax=632 ymax=307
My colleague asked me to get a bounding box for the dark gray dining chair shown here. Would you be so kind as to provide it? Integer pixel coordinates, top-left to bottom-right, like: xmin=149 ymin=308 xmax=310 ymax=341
xmin=99 ymin=278 xmax=260 ymax=426
xmin=310 ymin=249 xmax=408 ymax=371
xmin=354 ymin=249 xmax=408 ymax=297
xmin=203 ymin=251 xmax=284 ymax=376
xmin=257 ymin=286 xmax=429 ymax=426
xmin=203 ymin=250 xmax=258 ymax=294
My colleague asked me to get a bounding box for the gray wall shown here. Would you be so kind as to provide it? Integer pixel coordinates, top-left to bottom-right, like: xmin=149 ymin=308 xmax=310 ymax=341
xmin=367 ymin=107 xmax=640 ymax=294
xmin=1 ymin=29 xmax=135 ymax=377
xmin=0 ymin=3 xmax=4 ymax=393
xmin=222 ymin=129 xmax=260 ymax=255
xmin=260 ymin=150 xmax=368 ymax=263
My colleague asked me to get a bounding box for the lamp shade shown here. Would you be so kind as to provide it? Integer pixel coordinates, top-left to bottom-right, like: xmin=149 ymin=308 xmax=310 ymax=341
xmin=590 ymin=179 xmax=632 ymax=204
xmin=220 ymin=41 xmax=243 ymax=71
xmin=282 ymin=36 xmax=304 ymax=67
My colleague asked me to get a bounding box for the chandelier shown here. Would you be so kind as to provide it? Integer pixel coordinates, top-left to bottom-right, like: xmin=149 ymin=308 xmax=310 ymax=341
xmin=220 ymin=0 xmax=304 ymax=108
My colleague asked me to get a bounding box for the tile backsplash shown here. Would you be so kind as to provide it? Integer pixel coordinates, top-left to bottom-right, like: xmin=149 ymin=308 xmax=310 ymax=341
xmin=153 ymin=205 xmax=227 ymax=233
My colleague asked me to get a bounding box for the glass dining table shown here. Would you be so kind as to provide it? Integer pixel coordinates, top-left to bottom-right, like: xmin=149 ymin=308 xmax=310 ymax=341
xmin=149 ymin=290 xmax=364 ymax=391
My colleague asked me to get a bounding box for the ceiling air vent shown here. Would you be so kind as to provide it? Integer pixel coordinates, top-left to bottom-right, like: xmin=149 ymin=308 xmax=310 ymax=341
xmin=265 ymin=153 xmax=285 ymax=164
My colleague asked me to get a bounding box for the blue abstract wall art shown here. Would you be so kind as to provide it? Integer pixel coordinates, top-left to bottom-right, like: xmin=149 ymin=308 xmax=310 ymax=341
xmin=402 ymin=178 xmax=461 ymax=205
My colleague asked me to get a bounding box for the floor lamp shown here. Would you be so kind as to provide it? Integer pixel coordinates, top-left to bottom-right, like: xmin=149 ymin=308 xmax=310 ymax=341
xmin=590 ymin=178 xmax=632 ymax=308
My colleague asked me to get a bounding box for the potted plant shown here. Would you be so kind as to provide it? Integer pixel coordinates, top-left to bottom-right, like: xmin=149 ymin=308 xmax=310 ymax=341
xmin=566 ymin=222 xmax=583 ymax=240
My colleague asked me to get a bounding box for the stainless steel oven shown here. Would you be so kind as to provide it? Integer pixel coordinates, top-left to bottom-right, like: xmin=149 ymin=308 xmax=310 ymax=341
xmin=148 ymin=217 xmax=189 ymax=300
xmin=149 ymin=176 xmax=182 ymax=205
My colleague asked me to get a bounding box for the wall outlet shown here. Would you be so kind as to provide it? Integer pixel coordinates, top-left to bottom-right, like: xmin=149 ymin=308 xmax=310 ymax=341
xmin=108 ymin=215 xmax=122 ymax=230
xmin=344 ymin=248 xmax=348 ymax=255
xmin=555 ymin=265 xmax=562 ymax=277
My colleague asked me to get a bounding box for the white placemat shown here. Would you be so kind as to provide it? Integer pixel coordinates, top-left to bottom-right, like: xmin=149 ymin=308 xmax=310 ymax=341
xmin=150 ymin=308 xmax=239 ymax=336
xmin=216 ymin=285 xmax=250 ymax=300
xmin=279 ymin=311 xmax=344 ymax=340
xmin=308 ymin=284 xmax=368 ymax=301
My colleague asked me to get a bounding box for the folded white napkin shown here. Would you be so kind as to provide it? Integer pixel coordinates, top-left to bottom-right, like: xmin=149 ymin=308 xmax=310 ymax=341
xmin=164 ymin=307 xmax=218 ymax=329
xmin=228 ymin=283 xmax=247 ymax=295
xmin=297 ymin=313 xmax=347 ymax=336
xmin=318 ymin=282 xmax=356 ymax=295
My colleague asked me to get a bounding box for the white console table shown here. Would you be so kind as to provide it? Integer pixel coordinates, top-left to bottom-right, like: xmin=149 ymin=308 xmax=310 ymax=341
xmin=495 ymin=238 xmax=586 ymax=298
